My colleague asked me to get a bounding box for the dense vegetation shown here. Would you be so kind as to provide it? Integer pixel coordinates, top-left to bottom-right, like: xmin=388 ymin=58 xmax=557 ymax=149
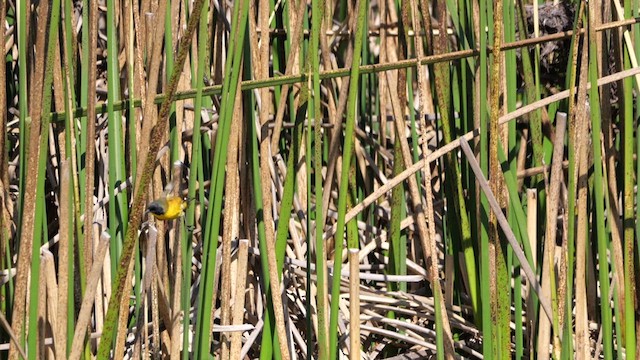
xmin=0 ymin=0 xmax=636 ymax=359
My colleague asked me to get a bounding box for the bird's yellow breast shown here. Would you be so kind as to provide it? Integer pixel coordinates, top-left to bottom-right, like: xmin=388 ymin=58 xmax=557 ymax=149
xmin=149 ymin=196 xmax=187 ymax=220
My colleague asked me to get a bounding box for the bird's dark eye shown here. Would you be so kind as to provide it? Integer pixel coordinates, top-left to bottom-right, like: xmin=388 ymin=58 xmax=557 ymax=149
xmin=147 ymin=203 xmax=165 ymax=215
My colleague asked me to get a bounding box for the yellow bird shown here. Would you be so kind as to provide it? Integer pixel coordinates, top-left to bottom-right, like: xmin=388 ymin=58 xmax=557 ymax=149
xmin=146 ymin=195 xmax=188 ymax=220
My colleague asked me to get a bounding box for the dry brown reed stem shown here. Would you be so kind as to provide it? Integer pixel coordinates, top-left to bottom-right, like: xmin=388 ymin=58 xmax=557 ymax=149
xmin=544 ymin=112 xmax=567 ymax=358
xmin=52 ymin=46 xmax=65 ymax=117
xmin=413 ymin=0 xmax=457 ymax=354
xmin=135 ymin=0 xmax=169 ymax=194
xmin=9 ymin=2 xmax=49 ymax=359
xmin=525 ymin=189 xmax=538 ymax=351
xmin=152 ymin=263 xmax=174 ymax=330
xmin=132 ymin=0 xmax=146 ymax=113
xmin=254 ymin=0 xmax=290 ymax=354
xmin=230 ymin=239 xmax=250 ymax=355
xmin=574 ymin=106 xmax=591 ymax=360
xmin=83 ymin=0 xmax=99 ymax=289
xmin=459 ymin=137 xmax=553 ymax=321
xmin=537 ymin=190 xmax=553 ymax=357
xmin=42 ymin=251 xmax=59 ymax=357
xmin=69 ymin=234 xmax=110 ymax=360
xmin=517 ymin=161 xmax=568 ymax=179
xmin=0 ymin=0 xmax=8 ymax=269
xmin=413 ymin=0 xmax=453 ymax=342
xmin=113 ymin=246 xmax=136 ymax=358
xmin=134 ymin=227 xmax=154 ymax=357
xmin=348 ymin=249 xmax=360 ymax=359
xmin=168 ymin=11 xmax=189 ymax=343
xmin=488 ymin=0 xmax=509 ymax=355
xmin=142 ymin=227 xmax=160 ymax=356
xmin=220 ymin=87 xmax=243 ymax=359
xmin=60 ymin=64 xmax=82 ymax=274
xmin=571 ymin=12 xmax=591 ymax=358
xmin=37 ymin=255 xmax=47 ymax=358
xmin=0 ymin=0 xmax=6 ymax=190
xmin=56 ymin=159 xmax=71 ymax=358
xmin=151 ymin=261 xmax=161 ymax=358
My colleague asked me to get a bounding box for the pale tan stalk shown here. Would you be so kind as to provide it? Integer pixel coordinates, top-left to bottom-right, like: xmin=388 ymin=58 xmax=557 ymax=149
xmin=253 ymin=0 xmax=290 ymax=353
xmin=42 ymin=251 xmax=58 ymax=359
xmin=220 ymin=86 xmax=243 ymax=359
xmin=114 ymin=252 xmax=137 ymax=359
xmin=525 ymin=189 xmax=538 ymax=348
xmin=69 ymin=234 xmax=111 ymax=360
xmin=573 ymin=26 xmax=592 ymax=360
xmin=135 ymin=0 xmax=169 ymax=195
xmin=82 ymin=0 xmax=100 ymax=276
xmin=542 ymin=112 xmax=567 ymax=358
xmin=57 ymin=159 xmax=71 ymax=359
xmin=37 ymin=252 xmax=47 ymax=358
xmin=230 ymin=239 xmax=250 ymax=355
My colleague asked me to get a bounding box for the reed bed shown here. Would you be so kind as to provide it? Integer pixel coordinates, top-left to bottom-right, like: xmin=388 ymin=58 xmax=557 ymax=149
xmin=0 ymin=0 xmax=638 ymax=358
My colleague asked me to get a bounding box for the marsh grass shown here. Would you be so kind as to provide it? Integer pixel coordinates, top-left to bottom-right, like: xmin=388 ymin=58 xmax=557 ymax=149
xmin=0 ymin=0 xmax=638 ymax=358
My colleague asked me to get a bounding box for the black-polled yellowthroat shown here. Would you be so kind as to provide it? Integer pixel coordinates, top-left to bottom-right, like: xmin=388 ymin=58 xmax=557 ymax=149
xmin=146 ymin=195 xmax=188 ymax=220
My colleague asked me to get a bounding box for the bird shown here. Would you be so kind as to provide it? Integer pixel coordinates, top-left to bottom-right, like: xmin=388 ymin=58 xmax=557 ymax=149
xmin=145 ymin=195 xmax=188 ymax=220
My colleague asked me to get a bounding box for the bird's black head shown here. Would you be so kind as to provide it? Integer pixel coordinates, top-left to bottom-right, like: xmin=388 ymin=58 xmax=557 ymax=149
xmin=147 ymin=202 xmax=165 ymax=215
